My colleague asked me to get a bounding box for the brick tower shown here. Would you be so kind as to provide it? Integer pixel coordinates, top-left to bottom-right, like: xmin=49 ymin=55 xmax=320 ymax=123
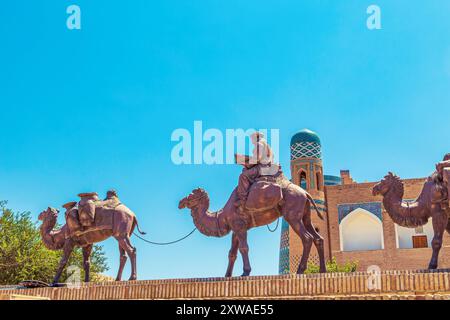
xmin=279 ymin=129 xmax=330 ymax=274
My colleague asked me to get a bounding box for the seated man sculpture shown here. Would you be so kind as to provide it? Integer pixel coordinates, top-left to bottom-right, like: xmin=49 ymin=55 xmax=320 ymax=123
xmin=436 ymin=153 xmax=450 ymax=210
xmin=234 ymin=132 xmax=279 ymax=213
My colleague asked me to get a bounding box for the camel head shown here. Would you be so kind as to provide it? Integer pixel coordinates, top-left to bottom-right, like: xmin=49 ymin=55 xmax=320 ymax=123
xmin=38 ymin=207 xmax=60 ymax=226
xmin=372 ymin=172 xmax=404 ymax=197
xmin=178 ymin=188 xmax=208 ymax=210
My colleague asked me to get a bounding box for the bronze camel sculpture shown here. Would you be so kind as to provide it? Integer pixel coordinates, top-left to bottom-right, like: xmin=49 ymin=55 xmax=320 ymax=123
xmin=178 ymin=175 xmax=326 ymax=277
xmin=373 ymin=172 xmax=449 ymax=269
xmin=38 ymin=204 xmax=145 ymax=285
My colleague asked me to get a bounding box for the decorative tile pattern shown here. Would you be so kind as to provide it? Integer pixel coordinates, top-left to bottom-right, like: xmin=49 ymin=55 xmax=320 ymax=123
xmin=290 ymin=142 xmax=322 ymax=160
xmin=324 ymin=175 xmax=341 ymax=186
xmin=278 ymin=218 xmax=290 ymax=274
xmin=312 ymin=199 xmax=327 ymax=213
xmin=338 ymin=202 xmax=382 ymax=224
xmin=279 ymin=199 xmax=327 ymax=274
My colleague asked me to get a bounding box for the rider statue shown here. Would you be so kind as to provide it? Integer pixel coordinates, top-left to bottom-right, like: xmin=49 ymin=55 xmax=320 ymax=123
xmin=436 ymin=153 xmax=450 ymax=211
xmin=234 ymin=131 xmax=277 ymax=213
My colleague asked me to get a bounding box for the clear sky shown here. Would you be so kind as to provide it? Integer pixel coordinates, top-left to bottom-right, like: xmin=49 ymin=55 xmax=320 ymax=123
xmin=0 ymin=1 xmax=449 ymax=280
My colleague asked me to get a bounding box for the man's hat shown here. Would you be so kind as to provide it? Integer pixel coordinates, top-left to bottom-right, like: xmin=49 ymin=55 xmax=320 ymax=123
xmin=78 ymin=192 xmax=99 ymax=198
xmin=106 ymin=189 xmax=118 ymax=197
xmin=62 ymin=202 xmax=77 ymax=210
xmin=250 ymin=132 xmax=265 ymax=140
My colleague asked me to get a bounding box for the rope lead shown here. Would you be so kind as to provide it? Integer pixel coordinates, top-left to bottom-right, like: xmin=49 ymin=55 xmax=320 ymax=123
xmin=266 ymin=218 xmax=280 ymax=233
xmin=135 ymin=217 xmax=280 ymax=246
xmin=133 ymin=228 xmax=197 ymax=246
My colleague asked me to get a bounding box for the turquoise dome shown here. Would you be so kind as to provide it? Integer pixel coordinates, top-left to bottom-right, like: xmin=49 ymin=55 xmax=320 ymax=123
xmin=290 ymin=129 xmax=322 ymax=160
xmin=290 ymin=129 xmax=321 ymax=146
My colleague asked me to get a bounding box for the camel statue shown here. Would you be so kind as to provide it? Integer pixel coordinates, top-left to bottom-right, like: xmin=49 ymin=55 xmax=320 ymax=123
xmin=38 ymin=203 xmax=145 ymax=286
xmin=372 ymin=172 xmax=449 ymax=269
xmin=178 ymin=174 xmax=326 ymax=277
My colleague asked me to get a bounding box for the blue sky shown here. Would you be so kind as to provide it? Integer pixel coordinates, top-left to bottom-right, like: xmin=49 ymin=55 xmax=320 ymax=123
xmin=0 ymin=1 xmax=449 ymax=280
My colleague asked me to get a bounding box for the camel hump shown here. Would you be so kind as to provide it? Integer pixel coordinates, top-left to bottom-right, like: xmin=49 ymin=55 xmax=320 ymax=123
xmin=110 ymin=203 xmax=136 ymax=218
xmin=245 ymin=180 xmax=283 ymax=211
xmin=95 ymin=198 xmax=122 ymax=210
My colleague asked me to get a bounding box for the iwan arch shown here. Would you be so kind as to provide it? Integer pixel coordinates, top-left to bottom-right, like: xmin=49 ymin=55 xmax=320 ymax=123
xmin=279 ymin=129 xmax=450 ymax=273
xmin=339 ymin=208 xmax=384 ymax=252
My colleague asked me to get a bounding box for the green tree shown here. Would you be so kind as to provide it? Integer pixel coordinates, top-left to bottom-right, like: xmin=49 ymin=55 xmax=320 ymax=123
xmin=0 ymin=201 xmax=109 ymax=285
xmin=305 ymin=257 xmax=358 ymax=274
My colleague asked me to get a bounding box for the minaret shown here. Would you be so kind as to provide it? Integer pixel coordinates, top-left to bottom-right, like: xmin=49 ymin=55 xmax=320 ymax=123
xmin=279 ymin=129 xmax=330 ymax=274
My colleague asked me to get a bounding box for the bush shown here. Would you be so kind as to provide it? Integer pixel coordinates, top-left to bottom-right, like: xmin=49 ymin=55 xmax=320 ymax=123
xmin=305 ymin=257 xmax=358 ymax=274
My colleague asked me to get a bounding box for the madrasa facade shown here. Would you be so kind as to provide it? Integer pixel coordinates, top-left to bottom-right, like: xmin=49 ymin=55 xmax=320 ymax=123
xmin=278 ymin=129 xmax=450 ymax=273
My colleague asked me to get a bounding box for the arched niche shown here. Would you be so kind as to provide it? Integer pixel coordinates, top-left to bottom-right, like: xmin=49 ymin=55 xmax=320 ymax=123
xmin=298 ymin=169 xmax=307 ymax=190
xmin=339 ymin=208 xmax=384 ymax=252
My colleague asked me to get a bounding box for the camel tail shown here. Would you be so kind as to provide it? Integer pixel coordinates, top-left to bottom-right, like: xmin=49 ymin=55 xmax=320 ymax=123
xmin=133 ymin=216 xmax=147 ymax=235
xmin=306 ymin=193 xmax=324 ymax=220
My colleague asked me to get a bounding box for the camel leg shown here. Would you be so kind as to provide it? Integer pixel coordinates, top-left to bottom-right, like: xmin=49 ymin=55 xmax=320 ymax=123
xmin=125 ymin=237 xmax=137 ymax=281
xmin=52 ymin=240 xmax=75 ymax=286
xmin=285 ymin=217 xmax=313 ymax=274
xmin=225 ymin=233 xmax=239 ymax=277
xmin=82 ymin=245 xmax=93 ymax=283
xmin=445 ymin=217 xmax=450 ymax=235
xmin=115 ymin=244 xmax=127 ymax=281
xmin=236 ymin=231 xmax=251 ymax=277
xmin=303 ymin=207 xmax=326 ymax=273
xmin=296 ymin=222 xmax=314 ymax=274
xmin=429 ymin=210 xmax=447 ymax=269
xmin=117 ymin=236 xmax=137 ymax=281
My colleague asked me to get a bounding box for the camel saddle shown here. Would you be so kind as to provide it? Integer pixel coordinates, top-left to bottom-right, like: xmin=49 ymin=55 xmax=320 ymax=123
xmin=65 ymin=194 xmax=122 ymax=238
xmin=245 ymin=180 xmax=283 ymax=212
xmin=95 ymin=196 xmax=122 ymax=210
xmin=77 ymin=192 xmax=99 ymax=227
xmin=244 ymin=167 xmax=284 ymax=212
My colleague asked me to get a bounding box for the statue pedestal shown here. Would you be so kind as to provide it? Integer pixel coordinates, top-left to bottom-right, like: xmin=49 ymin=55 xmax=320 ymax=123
xmin=2 ymin=270 xmax=450 ymax=300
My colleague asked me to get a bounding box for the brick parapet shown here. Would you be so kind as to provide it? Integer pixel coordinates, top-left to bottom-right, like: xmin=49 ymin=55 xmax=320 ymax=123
xmin=3 ymin=270 xmax=450 ymax=300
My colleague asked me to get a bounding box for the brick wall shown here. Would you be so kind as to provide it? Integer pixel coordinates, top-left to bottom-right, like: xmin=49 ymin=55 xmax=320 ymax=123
xmin=2 ymin=270 xmax=450 ymax=300
xmin=287 ymin=177 xmax=450 ymax=273
xmin=326 ymin=178 xmax=450 ymax=271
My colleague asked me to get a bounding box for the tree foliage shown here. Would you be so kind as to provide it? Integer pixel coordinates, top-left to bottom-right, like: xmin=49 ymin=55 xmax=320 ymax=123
xmin=305 ymin=257 xmax=358 ymax=274
xmin=0 ymin=201 xmax=109 ymax=285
